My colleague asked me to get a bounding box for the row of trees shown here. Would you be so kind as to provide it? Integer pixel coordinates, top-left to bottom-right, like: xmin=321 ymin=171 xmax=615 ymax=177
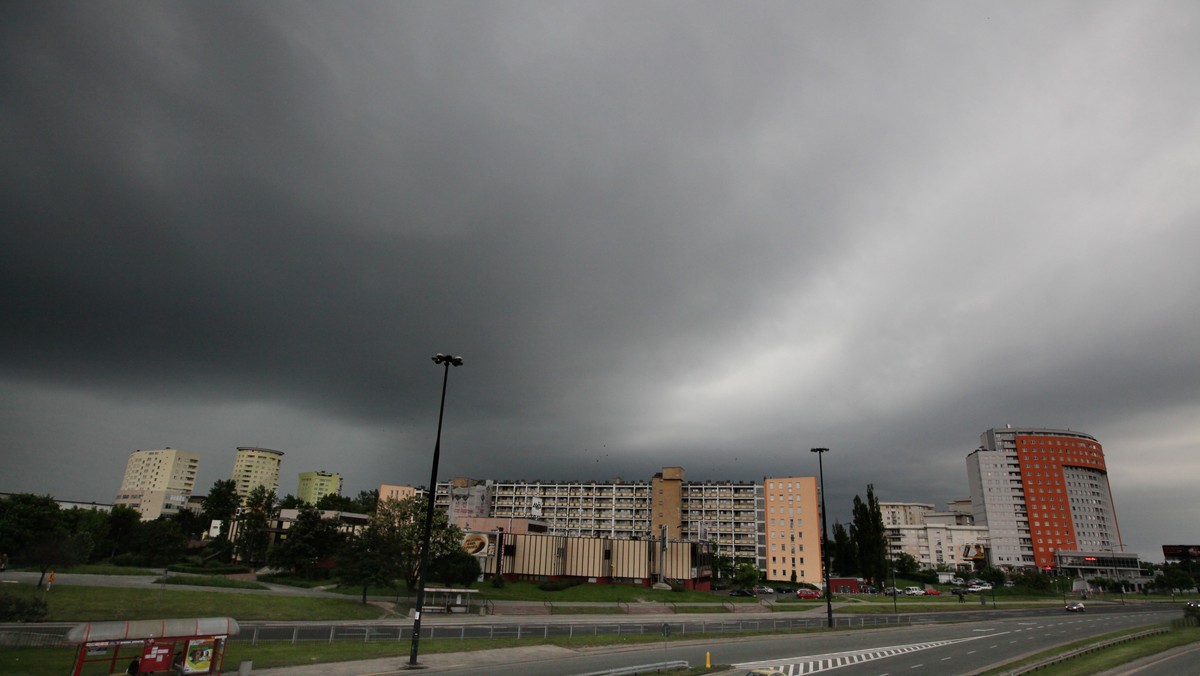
xmin=829 ymin=484 xmax=889 ymax=584
xmin=1 ymin=484 xmax=479 ymax=600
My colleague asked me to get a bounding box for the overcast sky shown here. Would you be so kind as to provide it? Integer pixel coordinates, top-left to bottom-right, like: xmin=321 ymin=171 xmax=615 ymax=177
xmin=2 ymin=2 xmax=1197 ymax=563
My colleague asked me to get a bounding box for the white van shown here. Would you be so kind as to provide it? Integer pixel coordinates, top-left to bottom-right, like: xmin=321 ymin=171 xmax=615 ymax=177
xmin=904 ymin=586 xmax=925 ymax=596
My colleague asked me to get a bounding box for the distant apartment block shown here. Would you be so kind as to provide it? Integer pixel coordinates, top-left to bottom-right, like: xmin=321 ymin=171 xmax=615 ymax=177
xmin=429 ymin=466 xmax=819 ymax=585
xmin=297 ymin=471 xmax=342 ymax=505
xmin=967 ymin=426 xmax=1131 ymax=576
xmin=378 ymin=484 xmax=421 ymax=503
xmin=880 ymin=501 xmax=989 ymax=571
xmin=231 ymin=447 xmax=284 ymax=497
xmin=113 ymin=448 xmax=200 ymax=520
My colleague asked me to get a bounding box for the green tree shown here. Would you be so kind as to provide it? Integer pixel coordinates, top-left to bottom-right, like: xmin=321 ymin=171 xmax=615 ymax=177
xmin=234 ymin=486 xmax=277 ymax=567
xmin=104 ymin=506 xmax=142 ymax=559
xmin=338 ymin=523 xmax=399 ymax=603
xmin=381 ymin=496 xmax=463 ymax=589
xmin=278 ymin=494 xmax=305 ymax=510
xmin=893 ymin=552 xmax=919 ymax=576
xmin=315 ymin=493 xmax=357 ymax=512
xmin=352 ymin=489 xmax=379 ymax=515
xmin=0 ymin=494 xmax=64 ymax=557
xmin=979 ymin=566 xmax=1007 ymax=588
xmin=432 ymin=549 xmax=482 ymax=587
xmin=128 ymin=517 xmax=187 ymax=567
xmin=60 ymin=508 xmax=110 ymax=563
xmin=733 ymin=562 xmax=761 ymax=590
xmin=267 ymin=504 xmax=346 ymax=578
xmin=336 ymin=495 xmax=463 ymax=602
xmin=202 ymin=480 xmax=240 ymax=551
xmin=712 ymin=553 xmax=736 ymax=582
xmin=831 ymin=521 xmax=858 ymax=576
xmin=850 ymin=484 xmax=887 ymax=585
xmin=170 ymin=507 xmax=209 ymax=542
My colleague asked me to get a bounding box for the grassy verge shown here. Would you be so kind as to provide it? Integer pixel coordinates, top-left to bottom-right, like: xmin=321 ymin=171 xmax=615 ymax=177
xmin=56 ymin=564 xmax=162 ymax=576
xmin=977 ymin=624 xmax=1184 ymax=676
xmin=550 ymin=605 xmax=624 ymax=615
xmin=3 ymin=583 xmax=385 ymax=622
xmin=155 ymin=575 xmax=267 ymax=590
xmin=1028 ymin=625 xmax=1200 ymax=676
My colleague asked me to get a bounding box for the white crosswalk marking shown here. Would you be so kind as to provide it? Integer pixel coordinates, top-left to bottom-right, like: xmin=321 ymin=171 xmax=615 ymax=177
xmin=734 ymin=632 xmax=1009 ymax=674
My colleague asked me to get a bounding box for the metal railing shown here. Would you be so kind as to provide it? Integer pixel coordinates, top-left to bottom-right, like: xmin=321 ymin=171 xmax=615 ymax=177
xmin=238 ymin=614 xmax=909 ymax=645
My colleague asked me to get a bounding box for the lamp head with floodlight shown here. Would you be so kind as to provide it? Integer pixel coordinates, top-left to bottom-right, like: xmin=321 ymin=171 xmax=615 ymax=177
xmin=433 ymin=354 xmax=464 ymax=366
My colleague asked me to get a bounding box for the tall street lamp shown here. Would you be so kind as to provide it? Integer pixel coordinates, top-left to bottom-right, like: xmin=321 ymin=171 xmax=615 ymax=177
xmin=408 ymin=353 xmax=463 ymax=668
xmin=811 ymin=447 xmax=833 ymax=629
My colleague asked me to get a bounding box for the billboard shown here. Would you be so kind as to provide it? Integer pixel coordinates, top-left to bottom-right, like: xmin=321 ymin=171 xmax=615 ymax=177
xmin=961 ymin=544 xmax=987 ymax=560
xmin=1162 ymin=545 xmax=1200 ymax=560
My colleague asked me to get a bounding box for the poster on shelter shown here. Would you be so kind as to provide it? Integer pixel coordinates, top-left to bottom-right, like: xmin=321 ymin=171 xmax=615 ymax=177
xmin=183 ymin=638 xmax=214 ymax=674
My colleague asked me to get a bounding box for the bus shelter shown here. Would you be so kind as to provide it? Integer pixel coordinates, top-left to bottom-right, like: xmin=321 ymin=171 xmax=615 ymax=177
xmin=65 ymin=617 xmax=239 ymax=675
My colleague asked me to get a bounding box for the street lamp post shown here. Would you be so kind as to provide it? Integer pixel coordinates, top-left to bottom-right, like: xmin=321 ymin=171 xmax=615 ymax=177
xmin=811 ymin=447 xmax=833 ymax=629
xmin=408 ymin=353 xmax=463 ymax=668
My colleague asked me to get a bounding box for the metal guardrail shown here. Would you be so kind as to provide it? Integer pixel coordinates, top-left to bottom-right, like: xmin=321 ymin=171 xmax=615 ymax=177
xmin=573 ymin=660 xmax=689 ymax=676
xmin=1005 ymin=627 xmax=1169 ymax=675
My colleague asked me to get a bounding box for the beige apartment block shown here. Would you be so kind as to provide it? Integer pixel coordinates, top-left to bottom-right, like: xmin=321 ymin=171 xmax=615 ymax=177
xmin=681 ymin=480 xmax=762 ymax=568
xmin=762 ymin=476 xmax=821 ymax=585
xmin=231 ymin=447 xmax=284 ymax=497
xmin=297 ymin=471 xmax=342 ymax=505
xmin=114 ymin=448 xmax=200 ymax=520
xmin=880 ymin=502 xmax=936 ymax=527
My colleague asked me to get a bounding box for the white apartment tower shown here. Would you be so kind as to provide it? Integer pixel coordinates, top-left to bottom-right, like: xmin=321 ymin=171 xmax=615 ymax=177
xmin=114 ymin=448 xmax=200 ymax=520
xmin=231 ymin=447 xmax=284 ymax=497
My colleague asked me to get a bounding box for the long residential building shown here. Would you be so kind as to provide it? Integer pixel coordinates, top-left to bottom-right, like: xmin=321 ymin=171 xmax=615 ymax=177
xmin=966 ymin=426 xmax=1126 ymax=573
xmin=430 ymin=466 xmax=823 ymax=586
xmin=114 ymin=448 xmax=200 ymax=520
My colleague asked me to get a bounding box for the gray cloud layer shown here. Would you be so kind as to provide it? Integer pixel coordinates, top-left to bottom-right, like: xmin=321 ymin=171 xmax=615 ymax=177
xmin=2 ymin=2 xmax=1197 ymax=561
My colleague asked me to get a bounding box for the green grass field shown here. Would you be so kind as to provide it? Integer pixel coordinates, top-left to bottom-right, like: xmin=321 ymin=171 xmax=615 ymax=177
xmin=3 ymin=583 xmax=386 ymax=622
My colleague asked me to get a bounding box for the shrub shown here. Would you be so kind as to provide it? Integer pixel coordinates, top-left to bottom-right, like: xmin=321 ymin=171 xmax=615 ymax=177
xmin=490 ymin=575 xmax=505 ymax=589
xmin=538 ymin=578 xmax=582 ymax=592
xmin=167 ymin=563 xmax=252 ymax=575
xmin=0 ymin=593 xmax=47 ymax=622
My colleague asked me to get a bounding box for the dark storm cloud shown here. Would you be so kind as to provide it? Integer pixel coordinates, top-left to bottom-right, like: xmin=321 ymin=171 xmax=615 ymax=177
xmin=2 ymin=2 xmax=1198 ymax=561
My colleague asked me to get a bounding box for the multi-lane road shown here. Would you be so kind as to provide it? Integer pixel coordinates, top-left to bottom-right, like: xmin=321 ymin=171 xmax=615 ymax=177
xmin=1 ymin=570 xmax=1187 ymax=675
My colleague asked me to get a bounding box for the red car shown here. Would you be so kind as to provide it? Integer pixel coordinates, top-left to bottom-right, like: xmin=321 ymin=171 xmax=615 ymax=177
xmin=796 ymin=589 xmax=822 ymax=599
xmin=923 ymin=588 xmax=941 ymax=596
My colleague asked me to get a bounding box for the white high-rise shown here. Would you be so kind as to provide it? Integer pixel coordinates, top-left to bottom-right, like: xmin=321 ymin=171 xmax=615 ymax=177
xmin=114 ymin=448 xmax=200 ymax=520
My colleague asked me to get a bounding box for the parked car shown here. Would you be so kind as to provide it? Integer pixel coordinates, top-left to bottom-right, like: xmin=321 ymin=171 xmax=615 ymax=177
xmin=950 ymin=587 xmax=971 ymax=596
xmin=744 ymin=669 xmax=786 ymax=676
xmin=796 ymin=589 xmax=822 ymax=599
xmin=754 ymin=585 xmax=775 ymax=595
xmin=860 ymin=585 xmax=878 ymax=594
xmin=923 ymin=588 xmax=942 ymax=596
xmin=967 ymin=583 xmax=993 ymax=592
xmin=882 ymin=587 xmax=900 ymax=596
xmin=729 ymin=588 xmax=757 ymax=597
xmin=904 ymin=586 xmax=925 ymax=596
xmin=1065 ymin=602 xmax=1085 ymax=612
